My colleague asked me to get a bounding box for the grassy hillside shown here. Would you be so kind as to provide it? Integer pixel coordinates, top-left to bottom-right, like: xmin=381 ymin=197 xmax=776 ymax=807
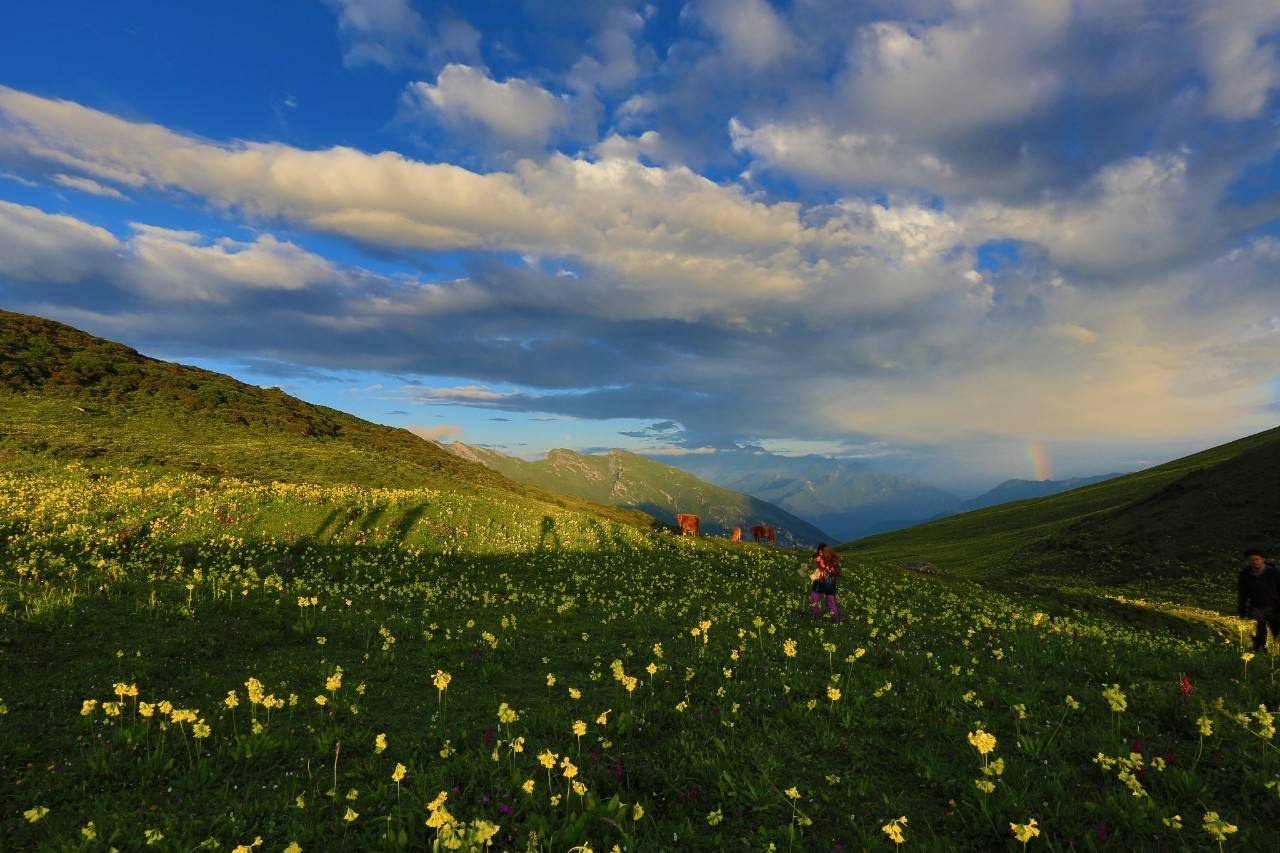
xmin=841 ymin=425 xmax=1280 ymax=609
xmin=447 ymin=443 xmax=831 ymax=547
xmin=0 ymin=309 xmax=652 ymax=530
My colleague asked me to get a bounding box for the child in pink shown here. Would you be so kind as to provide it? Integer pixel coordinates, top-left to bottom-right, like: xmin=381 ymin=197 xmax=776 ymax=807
xmin=809 ymin=544 xmax=841 ymax=621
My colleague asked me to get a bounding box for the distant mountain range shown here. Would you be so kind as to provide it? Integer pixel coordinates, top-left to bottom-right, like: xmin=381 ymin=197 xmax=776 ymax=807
xmin=947 ymin=474 xmax=1123 ymax=515
xmin=653 ymin=449 xmax=960 ymax=541
xmin=446 ymin=443 xmax=831 ymax=547
xmin=656 ymin=449 xmax=1124 ymax=541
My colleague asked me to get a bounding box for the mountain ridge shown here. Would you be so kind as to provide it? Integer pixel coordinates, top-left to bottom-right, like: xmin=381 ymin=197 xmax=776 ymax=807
xmin=942 ymin=473 xmax=1124 ymax=516
xmin=446 ymin=441 xmax=833 ymax=546
xmin=652 ymin=449 xmax=961 ymax=539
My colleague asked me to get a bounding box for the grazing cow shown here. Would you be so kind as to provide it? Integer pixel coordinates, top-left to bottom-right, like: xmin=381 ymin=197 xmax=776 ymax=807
xmin=730 ymin=527 xmax=742 ymax=542
xmin=676 ymin=513 xmax=701 ymax=536
xmin=750 ymin=524 xmax=777 ymax=545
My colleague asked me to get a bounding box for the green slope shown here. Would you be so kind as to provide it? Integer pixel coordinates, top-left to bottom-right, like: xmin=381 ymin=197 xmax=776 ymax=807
xmin=0 ymin=309 xmax=653 ymax=529
xmin=447 ymin=442 xmax=832 ymax=546
xmin=840 ymin=424 xmax=1280 ymax=607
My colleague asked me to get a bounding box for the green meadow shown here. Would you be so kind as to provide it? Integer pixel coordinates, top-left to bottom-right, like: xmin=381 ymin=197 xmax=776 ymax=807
xmin=2 ymin=310 xmax=1279 ymax=851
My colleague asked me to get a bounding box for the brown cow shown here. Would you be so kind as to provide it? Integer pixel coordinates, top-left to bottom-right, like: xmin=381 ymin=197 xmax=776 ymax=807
xmin=750 ymin=524 xmax=777 ymax=545
xmin=676 ymin=513 xmax=700 ymax=536
xmin=730 ymin=527 xmax=742 ymax=542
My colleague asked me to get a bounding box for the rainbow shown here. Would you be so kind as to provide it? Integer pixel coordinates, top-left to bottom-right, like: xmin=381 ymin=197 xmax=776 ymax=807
xmin=1026 ymin=440 xmax=1053 ymax=481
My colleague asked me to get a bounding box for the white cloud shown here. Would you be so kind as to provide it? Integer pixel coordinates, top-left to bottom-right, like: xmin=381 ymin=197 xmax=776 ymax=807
xmin=967 ymin=154 xmax=1220 ymax=278
xmin=407 ymin=385 xmax=517 ymax=403
xmin=324 ymin=0 xmax=428 ymax=69
xmin=125 ymin=230 xmax=340 ymax=302
xmin=1195 ymin=0 xmax=1280 ymax=119
xmin=729 ymin=117 xmax=954 ymax=191
xmin=323 ymin=0 xmax=481 ymax=70
xmin=0 ymin=199 xmax=119 ymax=283
xmin=843 ymin=0 xmax=1071 ymax=135
xmin=403 ymin=64 xmax=579 ymax=147
xmin=693 ymin=0 xmax=797 ymax=70
xmin=52 ymin=173 xmax=127 ymax=199
xmin=568 ymin=8 xmax=648 ymax=95
xmin=0 ymin=199 xmax=376 ymax=304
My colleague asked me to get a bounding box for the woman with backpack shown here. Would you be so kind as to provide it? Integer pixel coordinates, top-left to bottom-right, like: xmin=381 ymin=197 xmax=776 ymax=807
xmin=809 ymin=543 xmax=841 ymax=621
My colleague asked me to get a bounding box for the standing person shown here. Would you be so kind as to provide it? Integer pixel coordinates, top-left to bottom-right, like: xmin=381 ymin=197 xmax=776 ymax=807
xmin=809 ymin=544 xmax=841 ymax=622
xmin=1238 ymin=549 xmax=1280 ymax=652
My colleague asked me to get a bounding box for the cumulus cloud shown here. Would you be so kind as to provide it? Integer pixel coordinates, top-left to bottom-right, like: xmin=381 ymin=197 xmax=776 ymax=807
xmin=729 ymin=117 xmax=956 ymax=192
xmin=402 ymin=65 xmax=580 ymax=148
xmin=691 ymin=0 xmax=797 ymax=70
xmin=841 ymin=0 xmax=1072 ymax=136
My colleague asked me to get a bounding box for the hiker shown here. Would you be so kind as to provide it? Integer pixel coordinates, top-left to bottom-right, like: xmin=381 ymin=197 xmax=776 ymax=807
xmin=1237 ymin=549 xmax=1280 ymax=652
xmin=809 ymin=543 xmax=841 ymax=621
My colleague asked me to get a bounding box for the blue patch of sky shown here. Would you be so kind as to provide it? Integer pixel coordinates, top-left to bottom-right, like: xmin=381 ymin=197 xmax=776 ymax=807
xmin=159 ymin=351 xmax=680 ymax=458
xmin=975 ymin=239 xmax=1023 ymax=273
xmin=1 ymin=2 xmax=400 ymax=150
xmin=1223 ymin=149 xmax=1280 ymax=208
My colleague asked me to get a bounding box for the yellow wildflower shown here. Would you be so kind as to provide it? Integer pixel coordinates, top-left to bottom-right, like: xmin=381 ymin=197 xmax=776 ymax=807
xmin=1010 ymin=818 xmax=1040 ymax=844
xmin=1102 ymin=684 xmax=1127 ymax=713
xmin=1203 ymin=811 xmax=1237 ymax=842
xmin=967 ymin=729 xmax=997 ymax=755
xmin=882 ymin=816 xmax=907 ymax=844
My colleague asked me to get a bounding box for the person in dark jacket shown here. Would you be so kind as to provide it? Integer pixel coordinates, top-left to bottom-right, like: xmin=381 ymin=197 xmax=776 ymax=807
xmin=1237 ymin=549 xmax=1280 ymax=652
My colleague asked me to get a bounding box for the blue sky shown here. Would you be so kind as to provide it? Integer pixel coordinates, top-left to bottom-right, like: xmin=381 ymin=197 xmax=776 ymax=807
xmin=1 ymin=1 xmax=1278 ymax=493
